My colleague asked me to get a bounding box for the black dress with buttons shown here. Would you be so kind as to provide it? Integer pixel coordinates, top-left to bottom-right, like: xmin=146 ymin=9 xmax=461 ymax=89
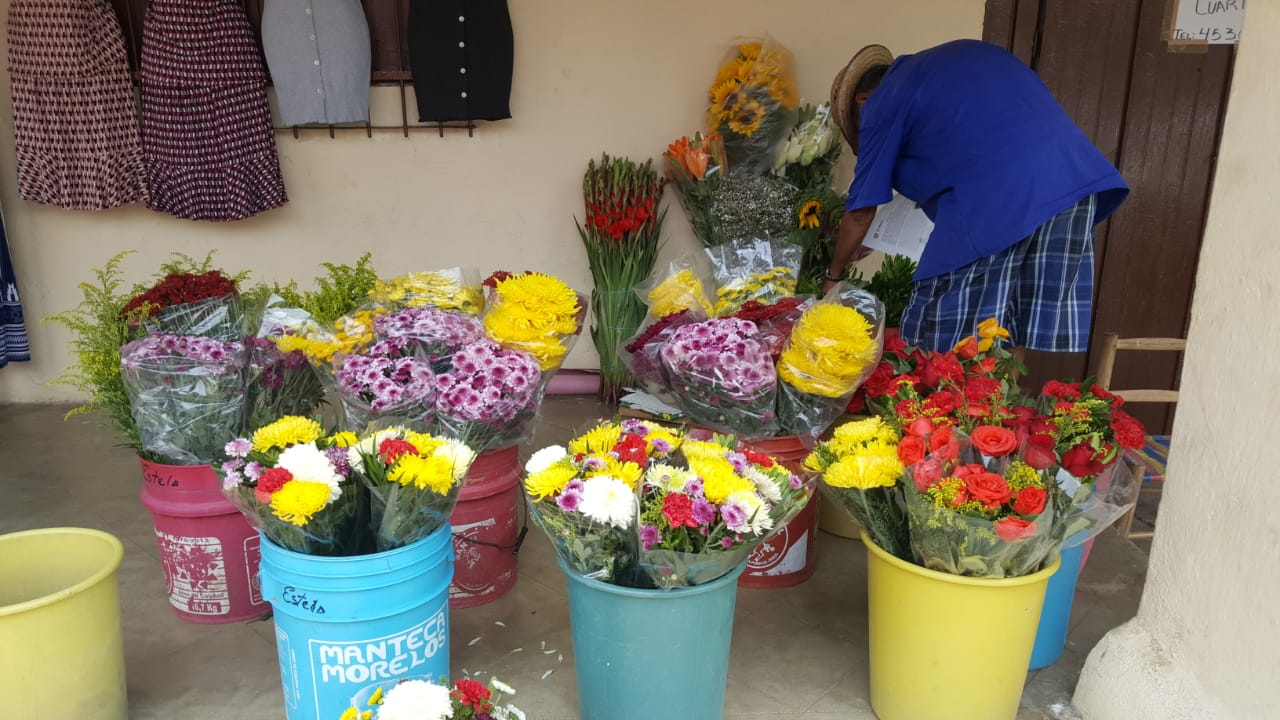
xmin=408 ymin=0 xmax=513 ymax=122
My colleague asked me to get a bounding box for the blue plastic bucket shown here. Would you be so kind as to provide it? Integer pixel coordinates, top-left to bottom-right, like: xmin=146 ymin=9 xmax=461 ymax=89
xmin=258 ymin=525 xmax=453 ymax=720
xmin=560 ymin=557 xmax=745 ymax=720
xmin=1028 ymin=540 xmax=1086 ymax=669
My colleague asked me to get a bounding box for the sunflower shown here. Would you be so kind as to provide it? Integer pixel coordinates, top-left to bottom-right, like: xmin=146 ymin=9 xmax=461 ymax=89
xmin=798 ymin=200 xmax=823 ymax=230
xmin=738 ymin=42 xmax=763 ymax=61
xmin=727 ymin=98 xmax=765 ymax=137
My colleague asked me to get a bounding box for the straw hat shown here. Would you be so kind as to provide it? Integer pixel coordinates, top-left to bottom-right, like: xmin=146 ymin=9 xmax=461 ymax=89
xmin=830 ymin=44 xmax=894 ymax=154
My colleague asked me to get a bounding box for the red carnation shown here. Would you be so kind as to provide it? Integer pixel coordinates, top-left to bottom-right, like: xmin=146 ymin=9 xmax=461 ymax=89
xmin=662 ymin=493 xmax=698 ymax=529
xmin=965 ymin=376 xmax=1003 ymax=406
xmin=613 ymin=433 xmax=649 ymax=465
xmin=255 ymin=467 xmax=294 ymax=503
xmin=1090 ymin=384 xmax=1124 ymax=406
xmin=379 ymin=438 xmax=419 ymax=465
xmin=923 ymin=353 xmax=965 ymax=390
xmin=1110 ymin=410 xmax=1146 ymax=451
xmin=923 ymin=389 xmax=958 ymax=417
xmin=995 ymin=516 xmax=1037 ymax=541
xmin=451 ymin=678 xmax=493 ymax=711
xmin=846 ymin=391 xmax=867 ymax=414
xmin=743 ymin=451 xmax=774 ymax=468
xmin=1042 ymin=380 xmax=1082 ymax=401
xmin=1013 ymin=487 xmax=1047 ymax=516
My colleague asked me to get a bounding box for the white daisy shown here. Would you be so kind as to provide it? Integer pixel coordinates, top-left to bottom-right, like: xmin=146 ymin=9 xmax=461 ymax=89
xmin=578 ymin=476 xmax=636 ymax=529
xmin=525 ymin=445 xmax=568 ymax=474
xmin=746 ymin=466 xmax=783 ymax=502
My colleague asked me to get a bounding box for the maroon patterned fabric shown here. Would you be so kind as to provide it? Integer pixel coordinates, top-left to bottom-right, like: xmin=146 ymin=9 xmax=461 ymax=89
xmin=141 ymin=0 xmax=287 ymax=222
xmin=6 ymin=0 xmax=147 ymax=210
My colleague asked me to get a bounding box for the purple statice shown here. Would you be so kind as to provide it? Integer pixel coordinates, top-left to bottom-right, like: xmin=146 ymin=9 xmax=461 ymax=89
xmin=691 ymin=498 xmax=717 ymax=525
xmin=374 ymin=306 xmax=485 ymax=353
xmin=224 ymin=438 xmax=252 ymax=458
xmin=336 ymin=354 xmax=437 ymax=412
xmin=324 ymin=447 xmax=352 ymax=476
xmin=557 ymin=489 xmax=582 ymax=512
xmin=436 ymin=340 xmax=541 ymax=423
xmin=641 ymin=524 xmax=662 ymax=551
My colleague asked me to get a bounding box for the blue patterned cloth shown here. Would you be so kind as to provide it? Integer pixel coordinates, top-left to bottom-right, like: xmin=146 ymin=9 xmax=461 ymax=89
xmin=899 ymin=194 xmax=1096 ymax=353
xmin=1 ymin=213 xmax=30 ymax=367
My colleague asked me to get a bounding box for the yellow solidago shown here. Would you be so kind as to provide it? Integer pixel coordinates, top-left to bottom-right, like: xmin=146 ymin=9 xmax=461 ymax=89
xmin=1005 ymin=461 xmax=1044 ymax=492
xmin=647 ymin=269 xmax=713 ymax=318
xmin=525 ymin=462 xmax=577 ymax=500
xmin=778 ymin=304 xmax=879 ymax=398
xmin=371 ymin=273 xmax=484 ymax=315
xmin=822 ymin=449 xmax=903 ymax=490
xmin=569 ymin=423 xmax=622 ymax=456
xmin=389 ymin=453 xmax=456 ymax=495
xmin=270 ymin=481 xmax=333 ymax=526
xmin=253 ymin=416 xmax=324 ymax=453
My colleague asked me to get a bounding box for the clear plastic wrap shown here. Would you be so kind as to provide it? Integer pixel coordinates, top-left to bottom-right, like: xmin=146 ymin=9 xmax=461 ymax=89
xmin=664 ymin=132 xmax=731 ymax=248
xmin=807 ymin=416 xmax=911 ymax=559
xmin=729 ymin=296 xmax=811 ymax=360
xmin=369 ymin=267 xmax=485 ymax=315
xmin=1050 ymin=454 xmax=1140 ymax=549
xmin=635 ymin=254 xmax=717 ymax=319
xmin=618 ymin=309 xmax=706 ymax=405
xmin=372 ymin=304 xmax=488 ymax=373
xmin=706 ymin=37 xmax=800 ymax=177
xmin=706 ymin=238 xmax=803 ymax=315
xmin=140 ymin=292 xmax=245 ymax=342
xmin=773 ymin=103 xmax=841 ymax=189
xmin=333 ymin=336 xmax=438 ymax=433
xmin=120 ymin=334 xmax=249 ymax=466
xmin=658 ymin=317 xmax=779 ymax=438
xmin=775 ymin=283 xmax=886 ymax=442
xmin=527 ymin=499 xmax=638 ymax=584
xmin=346 ymin=427 xmax=477 ymax=552
xmin=244 ymin=296 xmax=326 ymax=428
xmin=433 ymin=339 xmax=544 ymax=452
xmin=219 ymin=420 xmax=370 ymax=556
xmin=481 ymin=272 xmax=586 ymax=373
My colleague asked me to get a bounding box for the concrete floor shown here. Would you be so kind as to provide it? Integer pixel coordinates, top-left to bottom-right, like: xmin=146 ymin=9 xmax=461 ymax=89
xmin=0 ymin=397 xmax=1151 ymax=719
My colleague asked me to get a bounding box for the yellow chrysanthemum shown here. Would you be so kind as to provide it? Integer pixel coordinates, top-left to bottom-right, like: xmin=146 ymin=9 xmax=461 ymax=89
xmin=727 ymin=98 xmax=766 ymax=137
xmin=645 ymin=427 xmax=683 ymax=455
xmin=270 ymin=481 xmax=333 ymax=526
xmin=831 ymin=417 xmax=898 ymax=448
xmin=405 ymin=430 xmax=444 ymax=456
xmin=713 ymin=267 xmax=797 ymax=315
xmin=823 ymin=449 xmax=903 ymax=490
xmin=483 ymin=273 xmax=580 ymax=370
xmin=273 ymin=334 xmax=310 ymax=354
xmin=697 ymin=458 xmax=756 ymax=504
xmin=389 ymin=453 xmax=456 ymax=494
xmin=589 ymin=457 xmax=643 ymax=489
xmin=803 ymin=451 xmax=825 ymax=473
xmin=647 ymin=269 xmax=713 ymax=318
xmin=524 ymin=462 xmax=578 ymax=500
xmin=798 ymin=200 xmax=822 ymax=230
xmin=252 ymin=416 xmax=325 ymax=453
xmin=569 ymin=424 xmax=622 ymax=456
xmin=680 ymin=439 xmax=731 ymax=463
xmin=778 ymin=305 xmax=879 ymax=397
xmin=371 ymin=273 xmax=484 ymax=315
xmin=328 ymin=431 xmax=358 ymax=448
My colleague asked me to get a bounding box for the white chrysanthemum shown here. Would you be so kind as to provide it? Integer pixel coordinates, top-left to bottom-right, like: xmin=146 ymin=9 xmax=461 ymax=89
xmin=278 ymin=444 xmax=344 ymax=501
xmin=347 ymin=428 xmax=403 ymax=469
xmin=578 ymin=475 xmax=636 ymax=529
xmin=726 ymin=490 xmax=771 ymax=536
xmin=644 ymin=463 xmax=696 ymax=492
xmin=525 ymin=445 xmax=568 ymax=474
xmin=746 ymin=466 xmax=783 ymax=502
xmin=374 ymin=679 xmax=453 ymax=720
xmin=490 ymin=677 xmax=516 ymax=696
xmin=436 ymin=439 xmax=478 ymax=480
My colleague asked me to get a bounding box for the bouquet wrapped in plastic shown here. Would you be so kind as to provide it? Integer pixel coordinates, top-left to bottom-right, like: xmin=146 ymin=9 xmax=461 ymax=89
xmin=220 ymin=416 xmax=369 ymax=556
xmin=120 ymin=334 xmax=249 ymax=465
xmin=706 ymin=37 xmax=799 ymax=176
xmin=334 ymin=336 xmax=438 ymax=432
xmin=346 ymin=427 xmax=477 ymax=552
xmin=369 ymin=268 xmax=485 ymax=316
xmin=344 ymin=675 xmax=523 ymax=720
xmin=664 ymin=132 xmax=730 ymax=248
xmin=707 ymin=237 xmax=802 ymax=315
xmin=659 ymin=317 xmax=779 ymax=437
xmin=244 ymin=297 xmax=327 ymax=428
xmin=433 ymin=339 xmax=544 ymax=451
xmin=619 ymin=308 xmax=704 ymax=404
xmin=804 ymin=416 xmax=909 ymax=558
xmin=773 ymin=103 xmax=841 ymax=190
xmin=775 ymin=283 xmax=884 ymax=439
xmin=372 ymin=304 xmax=488 ymax=373
xmin=122 ymin=269 xmax=244 ymax=342
xmin=482 ymin=271 xmax=585 ymax=373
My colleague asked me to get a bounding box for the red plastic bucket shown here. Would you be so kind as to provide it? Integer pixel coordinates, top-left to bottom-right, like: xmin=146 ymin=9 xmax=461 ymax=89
xmin=138 ymin=458 xmax=269 ymax=623
xmin=738 ymin=435 xmax=820 ymax=588
xmin=449 ymin=445 xmax=525 ymax=608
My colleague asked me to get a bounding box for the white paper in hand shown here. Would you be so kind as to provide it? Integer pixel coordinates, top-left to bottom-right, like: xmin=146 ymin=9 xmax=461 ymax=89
xmin=863 ymin=194 xmax=934 ymax=262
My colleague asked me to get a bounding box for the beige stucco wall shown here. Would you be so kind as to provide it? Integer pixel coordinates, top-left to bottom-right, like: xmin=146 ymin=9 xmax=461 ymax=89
xmin=0 ymin=0 xmax=983 ymax=403
xmin=1074 ymin=6 xmax=1280 ymax=719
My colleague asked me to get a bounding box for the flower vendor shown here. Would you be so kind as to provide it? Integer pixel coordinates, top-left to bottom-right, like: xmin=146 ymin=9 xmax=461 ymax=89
xmin=822 ymin=40 xmax=1128 ymax=355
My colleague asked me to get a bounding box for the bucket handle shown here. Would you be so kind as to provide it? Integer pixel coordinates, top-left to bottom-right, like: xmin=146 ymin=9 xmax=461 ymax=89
xmin=453 ymin=525 xmax=528 ymax=556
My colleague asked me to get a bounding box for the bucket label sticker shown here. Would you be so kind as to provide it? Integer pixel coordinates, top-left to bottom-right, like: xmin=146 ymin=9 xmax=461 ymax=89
xmin=276 ymin=626 xmax=300 ymax=710
xmin=451 ymin=518 xmax=496 ymax=571
xmin=308 ymin=601 xmax=448 ymax=695
xmin=244 ymin=536 xmax=264 ymax=606
xmin=747 ymin=522 xmax=813 ymax=576
xmin=155 ymin=530 xmax=230 ymax=615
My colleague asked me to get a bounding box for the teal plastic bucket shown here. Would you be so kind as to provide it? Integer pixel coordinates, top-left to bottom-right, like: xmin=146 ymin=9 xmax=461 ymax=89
xmin=258 ymin=525 xmax=453 ymax=720
xmin=560 ymin=557 xmax=745 ymax=720
xmin=1029 ymin=539 xmax=1086 ymax=669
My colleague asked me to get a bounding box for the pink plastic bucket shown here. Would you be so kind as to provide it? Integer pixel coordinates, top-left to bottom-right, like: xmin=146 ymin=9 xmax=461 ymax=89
xmin=138 ymin=458 xmax=269 ymax=623
xmin=738 ymin=435 xmax=820 ymax=589
xmin=449 ymin=446 xmax=525 ymax=608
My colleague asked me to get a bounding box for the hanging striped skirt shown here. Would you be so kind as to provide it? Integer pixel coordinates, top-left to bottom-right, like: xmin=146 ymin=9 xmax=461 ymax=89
xmin=6 ymin=0 xmax=147 ymax=210
xmin=140 ymin=0 xmax=287 ymax=222
xmin=0 ymin=214 xmax=30 ymax=367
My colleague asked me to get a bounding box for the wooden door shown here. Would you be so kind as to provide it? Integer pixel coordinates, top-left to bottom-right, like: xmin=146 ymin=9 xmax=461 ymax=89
xmin=984 ymin=0 xmax=1234 ymax=431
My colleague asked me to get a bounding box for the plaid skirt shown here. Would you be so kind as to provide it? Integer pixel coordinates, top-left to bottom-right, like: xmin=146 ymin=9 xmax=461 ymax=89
xmin=141 ymin=0 xmax=287 ymax=221
xmin=6 ymin=0 xmax=147 ymax=210
xmin=900 ymin=194 xmax=1098 ymax=352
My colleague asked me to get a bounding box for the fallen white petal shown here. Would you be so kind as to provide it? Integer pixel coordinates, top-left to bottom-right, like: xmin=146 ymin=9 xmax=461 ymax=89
xmin=542 ymin=649 xmax=556 ymax=655
xmin=495 ymin=621 xmax=507 ymax=627
xmin=468 ymin=637 xmax=482 ymax=646
xmin=541 ymin=670 xmax=554 ymax=680
xmin=557 ymin=654 xmax=563 ymax=663
xmin=509 ymin=647 xmax=523 ymax=653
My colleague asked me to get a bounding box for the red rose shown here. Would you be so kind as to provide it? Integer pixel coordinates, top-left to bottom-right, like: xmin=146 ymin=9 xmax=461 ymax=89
xmin=1061 ymin=441 xmax=1106 ymax=478
xmin=952 ymin=463 xmax=987 ymax=481
xmin=913 ymin=459 xmax=943 ymax=491
xmin=971 ymin=425 xmax=1019 ymax=458
xmin=662 ymin=493 xmax=698 ymax=528
xmin=255 ymin=467 xmax=294 ymax=503
xmin=863 ymin=362 xmax=896 ymax=397
xmin=923 ymin=353 xmax=965 ymax=390
xmin=743 ymin=451 xmax=775 ymax=468
xmin=905 ymin=417 xmax=935 ymax=439
xmin=613 ymin=433 xmax=649 ymax=465
xmin=898 ymin=436 xmax=927 ymax=466
xmin=846 ymin=391 xmax=867 ymax=414
xmin=964 ymin=472 xmax=1012 ymax=510
xmin=1022 ymin=443 xmax=1058 ymax=470
xmin=451 ymin=678 xmax=493 ymax=711
xmin=923 ymin=389 xmax=958 ymax=416
xmin=1013 ymin=487 xmax=1047 ymax=516
xmin=977 ymin=357 xmax=998 ymax=375
xmin=954 ymin=336 xmax=980 ymax=360
xmin=883 ymin=328 xmax=907 ymax=358
xmin=379 ymin=438 xmax=419 ymax=465
xmin=995 ymin=517 xmax=1037 ymax=541
xmin=1110 ymin=410 xmax=1146 ymax=451
xmin=931 ymin=430 xmax=961 ymax=462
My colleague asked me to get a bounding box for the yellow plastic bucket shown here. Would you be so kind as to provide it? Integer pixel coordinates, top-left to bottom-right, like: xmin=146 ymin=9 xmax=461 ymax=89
xmin=0 ymin=528 xmax=127 ymax=720
xmin=864 ymin=532 xmax=1059 ymax=720
xmin=818 ymin=493 xmax=865 ymax=539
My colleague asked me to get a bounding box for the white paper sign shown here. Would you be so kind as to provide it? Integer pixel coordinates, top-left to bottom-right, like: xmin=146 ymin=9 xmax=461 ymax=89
xmin=862 ymin=193 xmax=934 ymax=262
xmin=1172 ymin=0 xmax=1246 ymax=45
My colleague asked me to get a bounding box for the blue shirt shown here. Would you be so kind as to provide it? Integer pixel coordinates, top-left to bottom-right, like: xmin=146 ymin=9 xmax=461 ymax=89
xmin=846 ymin=40 xmax=1128 ymax=279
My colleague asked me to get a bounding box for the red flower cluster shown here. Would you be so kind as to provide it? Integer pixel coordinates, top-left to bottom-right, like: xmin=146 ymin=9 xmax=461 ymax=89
xmin=731 ymin=297 xmax=805 ymax=323
xmin=586 ymin=196 xmax=657 ymax=243
xmin=613 ymin=433 xmax=649 ymax=465
xmin=482 ymin=270 xmax=527 ymax=289
xmin=662 ymin=493 xmax=699 ymax=528
xmin=624 ymin=309 xmax=690 ymax=353
xmin=121 ymin=270 xmax=237 ymax=317
xmin=378 ymin=438 xmax=419 ymax=465
xmin=255 ymin=467 xmax=293 ymax=504
xmin=450 ymin=678 xmax=493 ymax=713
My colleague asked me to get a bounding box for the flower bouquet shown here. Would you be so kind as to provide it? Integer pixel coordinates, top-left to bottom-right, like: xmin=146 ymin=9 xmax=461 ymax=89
xmin=481 ymin=271 xmax=585 ymax=373
xmin=575 ymin=153 xmax=666 ymax=402
xmin=346 ymin=427 xmax=477 ymax=551
xmin=122 ymin=268 xmax=244 ymax=342
xmin=334 ymin=336 xmax=438 ymax=432
xmin=119 ymin=334 xmax=249 ymax=465
xmin=372 ymin=305 xmax=487 ymax=373
xmin=707 ymin=38 xmax=800 ymax=177
xmin=433 ymin=339 xmax=543 ymax=451
xmin=773 ymin=103 xmax=841 ymax=192
xmin=706 ymin=237 xmax=802 ymax=316
xmin=804 ymin=416 xmax=909 ymax=558
xmin=664 ymin=132 xmax=729 ymax=248
xmin=221 ymin=416 xmax=369 ymax=556
xmin=244 ymin=297 xmax=328 ymax=428
xmin=524 ymin=419 xmax=811 ymax=589
xmin=369 ymin=269 xmax=485 ymax=316
xmin=342 ymin=676 xmax=523 ymax=720
xmin=659 ymin=317 xmax=779 ymax=435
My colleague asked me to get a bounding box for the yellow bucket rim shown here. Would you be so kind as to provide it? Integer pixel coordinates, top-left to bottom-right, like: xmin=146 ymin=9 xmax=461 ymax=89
xmin=861 ymin=531 xmax=1061 ymax=587
xmin=0 ymin=527 xmax=125 ymax=617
